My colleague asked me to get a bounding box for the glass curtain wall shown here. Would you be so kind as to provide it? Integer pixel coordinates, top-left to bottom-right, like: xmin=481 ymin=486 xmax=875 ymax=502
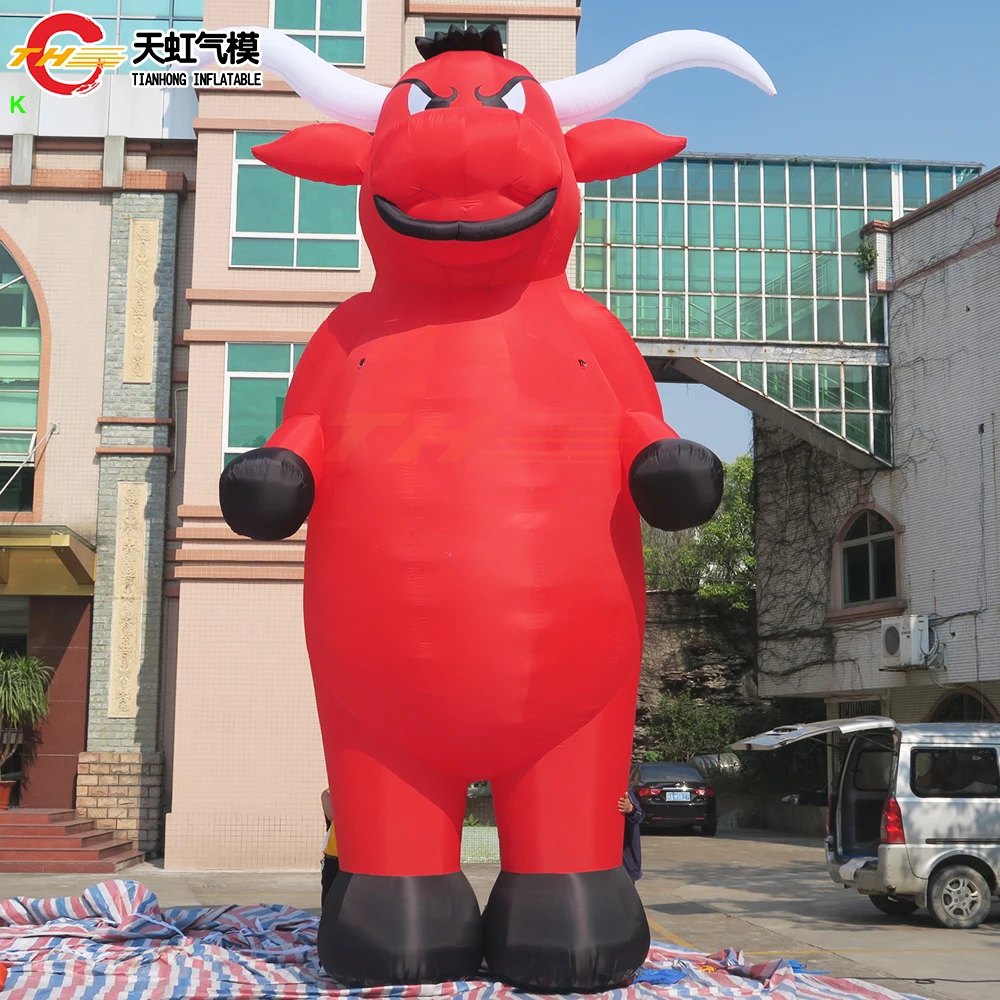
xmin=577 ymin=158 xmax=979 ymax=464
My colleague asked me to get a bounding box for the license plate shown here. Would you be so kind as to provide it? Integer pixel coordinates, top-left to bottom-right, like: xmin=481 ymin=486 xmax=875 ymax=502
xmin=664 ymin=791 xmax=691 ymax=802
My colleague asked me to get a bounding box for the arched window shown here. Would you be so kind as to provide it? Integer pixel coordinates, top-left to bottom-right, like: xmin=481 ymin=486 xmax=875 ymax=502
xmin=0 ymin=242 xmax=41 ymax=512
xmin=929 ymin=691 xmax=997 ymax=724
xmin=834 ymin=507 xmax=900 ymax=609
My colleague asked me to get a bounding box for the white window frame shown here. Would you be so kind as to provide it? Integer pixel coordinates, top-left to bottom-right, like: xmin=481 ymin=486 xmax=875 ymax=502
xmin=0 ymin=431 xmax=36 ymax=467
xmin=269 ymin=0 xmax=367 ymax=67
xmin=840 ymin=510 xmax=898 ymax=607
xmin=0 ymin=270 xmax=41 ymax=472
xmin=229 ymin=132 xmax=361 ymax=271
xmin=222 ymin=343 xmax=306 ymax=468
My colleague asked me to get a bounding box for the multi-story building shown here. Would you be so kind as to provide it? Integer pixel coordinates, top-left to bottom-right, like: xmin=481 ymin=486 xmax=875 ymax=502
xmin=163 ymin=0 xmax=580 ymax=871
xmin=0 ymin=0 xmax=578 ymax=869
xmin=0 ymin=0 xmax=989 ymax=869
xmin=0 ymin=6 xmax=197 ymax=865
xmin=579 ymin=154 xmax=981 ymax=468
xmin=754 ymin=166 xmax=1000 ymax=728
xmin=159 ymin=0 xmax=579 ymax=868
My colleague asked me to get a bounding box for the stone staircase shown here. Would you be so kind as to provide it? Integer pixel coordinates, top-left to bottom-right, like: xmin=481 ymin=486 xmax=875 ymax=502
xmin=0 ymin=809 xmax=144 ymax=873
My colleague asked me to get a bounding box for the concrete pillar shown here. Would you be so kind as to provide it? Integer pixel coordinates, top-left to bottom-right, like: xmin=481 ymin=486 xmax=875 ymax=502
xmin=102 ymin=136 xmax=126 ymax=189
xmin=78 ymin=192 xmax=178 ymax=855
xmin=10 ymin=134 xmax=33 ymax=187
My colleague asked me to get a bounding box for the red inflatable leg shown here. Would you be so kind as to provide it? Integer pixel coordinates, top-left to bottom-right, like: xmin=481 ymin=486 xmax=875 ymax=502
xmin=491 ymin=669 xmax=640 ymax=874
xmin=321 ymin=702 xmax=467 ymax=877
xmin=316 ymin=702 xmax=483 ymax=985
xmin=483 ymin=675 xmax=648 ymax=990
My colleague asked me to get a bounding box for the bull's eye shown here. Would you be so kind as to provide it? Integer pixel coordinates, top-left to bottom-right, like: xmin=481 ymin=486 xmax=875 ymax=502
xmin=405 ymin=79 xmax=458 ymax=114
xmin=475 ymin=76 xmax=531 ymax=113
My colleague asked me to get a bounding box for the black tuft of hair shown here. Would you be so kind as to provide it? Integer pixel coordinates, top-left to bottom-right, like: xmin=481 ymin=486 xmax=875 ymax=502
xmin=415 ymin=23 xmax=505 ymax=61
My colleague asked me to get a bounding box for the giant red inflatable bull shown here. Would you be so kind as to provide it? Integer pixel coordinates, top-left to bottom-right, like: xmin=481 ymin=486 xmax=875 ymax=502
xmin=219 ymin=23 xmax=774 ymax=992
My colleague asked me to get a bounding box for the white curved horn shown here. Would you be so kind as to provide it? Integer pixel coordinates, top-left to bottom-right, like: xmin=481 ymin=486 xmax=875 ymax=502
xmin=195 ymin=27 xmax=389 ymax=130
xmin=543 ymin=30 xmax=776 ymax=127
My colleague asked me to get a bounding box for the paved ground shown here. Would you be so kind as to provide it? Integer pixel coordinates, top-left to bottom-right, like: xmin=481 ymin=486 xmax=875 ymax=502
xmin=635 ymin=829 xmax=999 ymax=1000
xmin=2 ymin=831 xmax=999 ymax=1000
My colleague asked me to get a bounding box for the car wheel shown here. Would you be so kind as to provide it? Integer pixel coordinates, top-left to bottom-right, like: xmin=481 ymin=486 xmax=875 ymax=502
xmin=869 ymin=894 xmax=918 ymax=918
xmin=699 ymin=820 xmax=717 ymax=837
xmin=928 ymin=865 xmax=992 ymax=929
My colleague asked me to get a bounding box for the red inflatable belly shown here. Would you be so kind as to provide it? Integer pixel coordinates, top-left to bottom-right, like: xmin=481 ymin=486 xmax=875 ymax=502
xmin=302 ymin=320 xmax=644 ymax=771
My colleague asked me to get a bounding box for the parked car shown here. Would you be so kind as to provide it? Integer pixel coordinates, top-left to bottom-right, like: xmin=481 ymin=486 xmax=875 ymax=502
xmin=629 ymin=761 xmax=717 ymax=836
xmin=733 ymin=716 xmax=1000 ymax=929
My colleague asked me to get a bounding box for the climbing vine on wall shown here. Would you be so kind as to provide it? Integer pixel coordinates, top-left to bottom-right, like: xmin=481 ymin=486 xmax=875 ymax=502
xmin=753 ymin=420 xmax=880 ymax=685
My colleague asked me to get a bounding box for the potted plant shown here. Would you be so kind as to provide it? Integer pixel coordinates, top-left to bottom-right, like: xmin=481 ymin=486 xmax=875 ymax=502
xmin=0 ymin=654 xmax=53 ymax=810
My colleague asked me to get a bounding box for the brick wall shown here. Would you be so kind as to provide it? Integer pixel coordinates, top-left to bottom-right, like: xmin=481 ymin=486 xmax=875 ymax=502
xmin=76 ymin=752 xmax=165 ymax=853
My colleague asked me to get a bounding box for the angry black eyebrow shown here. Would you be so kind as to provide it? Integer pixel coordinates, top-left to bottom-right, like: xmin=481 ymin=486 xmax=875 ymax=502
xmin=397 ymin=78 xmax=458 ymax=108
xmin=474 ymin=75 xmax=534 ymax=106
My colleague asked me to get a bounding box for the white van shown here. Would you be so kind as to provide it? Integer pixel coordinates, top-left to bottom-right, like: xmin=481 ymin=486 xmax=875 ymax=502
xmin=733 ymin=716 xmax=1000 ymax=928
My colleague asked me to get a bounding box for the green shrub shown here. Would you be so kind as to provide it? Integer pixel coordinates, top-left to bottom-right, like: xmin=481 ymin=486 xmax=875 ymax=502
xmin=643 ymin=455 xmax=755 ymax=612
xmin=0 ymin=655 xmax=53 ymax=775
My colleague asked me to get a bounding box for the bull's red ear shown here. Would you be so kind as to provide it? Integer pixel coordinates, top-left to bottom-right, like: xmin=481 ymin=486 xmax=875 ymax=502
xmin=252 ymin=123 xmax=372 ymax=185
xmin=565 ymin=120 xmax=686 ymax=183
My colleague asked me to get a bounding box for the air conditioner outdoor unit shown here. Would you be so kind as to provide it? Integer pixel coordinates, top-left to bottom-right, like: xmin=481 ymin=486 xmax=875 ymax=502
xmin=881 ymin=615 xmax=931 ymax=669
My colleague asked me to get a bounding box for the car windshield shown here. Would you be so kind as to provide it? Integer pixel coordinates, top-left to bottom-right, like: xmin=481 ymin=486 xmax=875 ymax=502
xmin=637 ymin=764 xmax=703 ymax=784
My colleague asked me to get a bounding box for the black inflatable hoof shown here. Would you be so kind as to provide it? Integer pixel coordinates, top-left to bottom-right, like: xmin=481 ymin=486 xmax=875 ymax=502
xmin=629 ymin=438 xmax=724 ymax=531
xmin=318 ymin=872 xmax=483 ymax=986
xmin=219 ymin=447 xmax=314 ymax=541
xmin=483 ymin=868 xmax=650 ymax=992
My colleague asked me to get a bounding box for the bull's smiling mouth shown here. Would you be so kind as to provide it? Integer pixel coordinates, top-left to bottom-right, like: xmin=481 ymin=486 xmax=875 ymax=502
xmin=373 ymin=189 xmax=558 ymax=242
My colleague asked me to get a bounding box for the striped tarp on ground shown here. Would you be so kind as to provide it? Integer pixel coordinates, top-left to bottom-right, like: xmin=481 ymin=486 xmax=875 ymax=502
xmin=0 ymin=880 xmax=928 ymax=1000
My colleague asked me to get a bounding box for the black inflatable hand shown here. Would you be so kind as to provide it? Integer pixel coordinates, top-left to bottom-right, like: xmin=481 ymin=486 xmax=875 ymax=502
xmin=219 ymin=447 xmax=315 ymax=541
xmin=628 ymin=438 xmax=724 ymax=532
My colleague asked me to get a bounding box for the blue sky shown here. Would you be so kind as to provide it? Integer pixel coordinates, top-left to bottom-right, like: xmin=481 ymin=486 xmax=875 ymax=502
xmin=576 ymin=0 xmax=997 ymax=462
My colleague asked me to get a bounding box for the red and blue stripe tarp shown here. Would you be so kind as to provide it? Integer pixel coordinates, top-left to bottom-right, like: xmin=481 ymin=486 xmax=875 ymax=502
xmin=0 ymin=880 xmax=929 ymax=1000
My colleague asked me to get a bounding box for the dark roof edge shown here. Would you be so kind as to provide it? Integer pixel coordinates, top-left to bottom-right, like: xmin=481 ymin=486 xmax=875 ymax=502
xmin=682 ymin=152 xmax=986 ymax=169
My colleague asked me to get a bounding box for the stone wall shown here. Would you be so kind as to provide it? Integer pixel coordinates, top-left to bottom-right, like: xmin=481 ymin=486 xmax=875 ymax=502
xmin=638 ymin=590 xmax=755 ymax=721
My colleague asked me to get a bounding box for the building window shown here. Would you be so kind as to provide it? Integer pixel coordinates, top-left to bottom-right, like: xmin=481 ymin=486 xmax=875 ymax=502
xmin=838 ymin=699 xmax=883 ymax=719
xmin=224 ymin=343 xmax=305 ymax=466
xmin=928 ymin=691 xmax=997 ymax=724
xmin=273 ymin=0 xmax=365 ymax=65
xmin=0 ymin=242 xmax=40 ymax=513
xmin=836 ymin=508 xmax=898 ymax=608
xmin=423 ymin=19 xmax=506 ymax=54
xmin=0 ymin=1 xmax=204 ymax=75
xmin=231 ymin=132 xmax=360 ymax=269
